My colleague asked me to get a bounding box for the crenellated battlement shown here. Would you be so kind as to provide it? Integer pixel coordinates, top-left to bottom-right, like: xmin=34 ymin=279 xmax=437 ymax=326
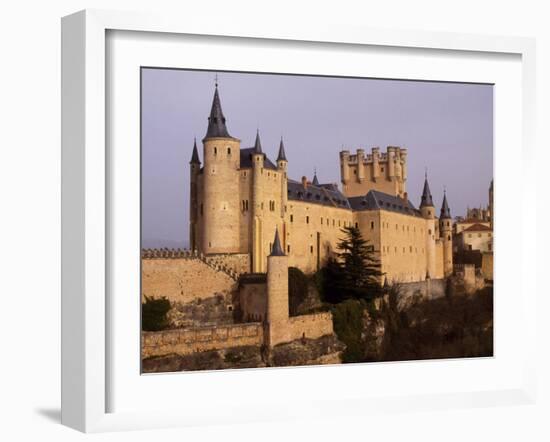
xmin=340 ymin=146 xmax=408 ymax=198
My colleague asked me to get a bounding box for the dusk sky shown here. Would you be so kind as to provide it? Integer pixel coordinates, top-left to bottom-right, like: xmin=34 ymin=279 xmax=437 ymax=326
xmin=141 ymin=68 xmax=493 ymax=248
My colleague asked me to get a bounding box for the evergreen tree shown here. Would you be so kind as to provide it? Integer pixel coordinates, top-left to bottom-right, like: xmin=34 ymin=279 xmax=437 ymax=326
xmin=322 ymin=226 xmax=384 ymax=303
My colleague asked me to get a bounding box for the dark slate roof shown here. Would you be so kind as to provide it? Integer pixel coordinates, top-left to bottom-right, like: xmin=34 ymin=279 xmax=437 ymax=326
xmin=420 ymin=176 xmax=434 ymax=207
xmin=287 ymin=179 xmax=351 ymax=209
xmin=277 ymin=138 xmax=287 ymax=161
xmin=204 ymin=86 xmax=232 ymax=139
xmin=270 ymin=229 xmax=285 ymax=256
xmin=190 ymin=138 xmax=200 ymax=164
xmin=239 ymin=148 xmax=278 ymax=170
xmin=348 ymin=190 xmax=421 ymax=216
xmin=312 ymin=173 xmax=320 ymax=186
xmin=440 ymin=192 xmax=451 ymax=219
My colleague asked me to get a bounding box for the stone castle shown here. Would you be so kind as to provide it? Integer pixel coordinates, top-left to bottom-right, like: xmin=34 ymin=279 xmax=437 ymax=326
xmin=189 ymin=83 xmax=453 ymax=284
xmin=141 ymin=83 xmax=458 ymax=370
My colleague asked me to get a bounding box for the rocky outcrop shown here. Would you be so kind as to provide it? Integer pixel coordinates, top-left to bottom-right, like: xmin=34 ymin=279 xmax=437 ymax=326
xmin=269 ymin=334 xmax=344 ymax=367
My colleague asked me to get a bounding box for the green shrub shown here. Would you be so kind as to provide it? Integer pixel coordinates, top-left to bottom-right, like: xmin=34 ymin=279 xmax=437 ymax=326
xmin=142 ymin=296 xmax=171 ymax=331
xmin=331 ymin=299 xmax=366 ymax=363
xmin=288 ymin=267 xmax=309 ymax=316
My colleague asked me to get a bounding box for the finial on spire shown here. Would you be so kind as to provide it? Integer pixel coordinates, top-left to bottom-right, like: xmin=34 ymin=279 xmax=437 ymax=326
xmin=214 ymin=73 xmax=218 ymax=88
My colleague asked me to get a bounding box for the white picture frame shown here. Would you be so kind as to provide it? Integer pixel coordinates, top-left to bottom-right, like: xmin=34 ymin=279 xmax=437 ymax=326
xmin=61 ymin=9 xmax=537 ymax=433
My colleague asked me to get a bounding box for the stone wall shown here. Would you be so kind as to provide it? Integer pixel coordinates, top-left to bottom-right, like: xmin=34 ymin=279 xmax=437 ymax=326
xmin=238 ymin=274 xmax=267 ymax=322
xmin=203 ymin=253 xmax=250 ymax=275
xmin=141 ymin=256 xmax=237 ymax=304
xmin=141 ymin=323 xmax=264 ymax=358
xmin=481 ymin=252 xmax=493 ymax=280
xmin=287 ymin=311 xmax=334 ymax=341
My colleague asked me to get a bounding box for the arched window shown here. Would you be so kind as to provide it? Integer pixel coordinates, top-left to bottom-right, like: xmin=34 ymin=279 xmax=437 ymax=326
xmin=227 ymin=147 xmax=231 ymax=155
xmin=214 ymin=147 xmax=217 ymax=155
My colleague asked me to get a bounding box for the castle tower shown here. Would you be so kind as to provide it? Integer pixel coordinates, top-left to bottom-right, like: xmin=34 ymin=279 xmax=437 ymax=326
xmin=439 ymin=190 xmax=453 ymax=277
xmin=339 ymin=146 xmax=407 ymax=198
xmin=420 ymin=173 xmax=436 ymax=279
xmin=201 ymin=83 xmax=241 ymax=254
xmin=189 ymin=138 xmax=201 ymax=251
xmin=266 ymin=229 xmax=289 ymax=347
xmin=251 ymin=130 xmax=265 ymax=272
xmin=277 ymin=137 xmax=288 ymax=237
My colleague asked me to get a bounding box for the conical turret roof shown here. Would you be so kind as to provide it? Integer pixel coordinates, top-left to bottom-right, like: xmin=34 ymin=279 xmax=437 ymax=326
xmin=270 ymin=228 xmax=285 ymax=256
xmin=190 ymin=138 xmax=200 ymax=164
xmin=253 ymin=130 xmax=263 ymax=154
xmin=440 ymin=191 xmax=451 ymax=219
xmin=204 ymin=84 xmax=231 ymax=139
xmin=312 ymin=171 xmax=320 ymax=186
xmin=277 ymin=137 xmax=287 ymax=161
xmin=420 ymin=173 xmax=434 ymax=208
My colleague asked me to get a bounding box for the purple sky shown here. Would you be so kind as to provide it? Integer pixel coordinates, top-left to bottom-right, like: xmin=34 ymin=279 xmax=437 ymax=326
xmin=141 ymin=69 xmax=493 ymax=248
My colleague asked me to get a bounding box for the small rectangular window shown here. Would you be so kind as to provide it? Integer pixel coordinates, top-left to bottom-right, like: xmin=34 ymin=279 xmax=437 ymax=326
xmin=306 ymin=216 xmax=309 ymax=224
xmin=370 ymin=221 xmax=374 ymax=229
xmin=290 ymin=214 xmax=294 ymax=223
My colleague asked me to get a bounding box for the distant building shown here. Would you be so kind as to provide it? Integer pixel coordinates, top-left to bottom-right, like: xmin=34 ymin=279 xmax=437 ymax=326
xmin=456 ymin=223 xmax=493 ymax=253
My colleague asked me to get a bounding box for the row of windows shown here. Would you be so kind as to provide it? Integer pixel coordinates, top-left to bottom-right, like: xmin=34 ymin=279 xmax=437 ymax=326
xmin=289 ymin=215 xmax=355 ymax=228
xmin=382 ymin=245 xmax=425 ymax=254
xmin=213 ymin=146 xmax=232 ymax=155
xmin=467 ymin=232 xmax=492 ymax=238
xmin=239 ymin=200 xmax=278 ymax=212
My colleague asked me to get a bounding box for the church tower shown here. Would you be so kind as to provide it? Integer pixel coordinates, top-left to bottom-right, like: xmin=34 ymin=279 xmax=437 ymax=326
xmin=266 ymin=229 xmax=289 ymax=347
xmin=189 ymin=138 xmax=200 ymax=251
xmin=201 ymin=82 xmax=241 ymax=254
xmin=420 ymin=173 xmax=436 ymax=279
xmin=439 ymin=190 xmax=453 ymax=276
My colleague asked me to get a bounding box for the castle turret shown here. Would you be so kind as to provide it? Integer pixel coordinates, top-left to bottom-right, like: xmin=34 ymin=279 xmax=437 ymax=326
xmin=372 ymin=147 xmax=380 ymax=181
xmin=339 ymin=149 xmax=350 ymax=186
xmin=439 ymin=190 xmax=453 ymax=277
xmin=277 ymin=137 xmax=288 ymax=226
xmin=266 ymin=229 xmax=289 ymax=347
xmin=189 ymin=138 xmax=201 ymax=251
xmin=201 ymin=82 xmax=241 ymax=254
xmin=420 ymin=173 xmax=436 ymax=279
xmin=356 ymin=148 xmax=365 ymax=182
xmin=251 ymin=130 xmax=265 ymax=272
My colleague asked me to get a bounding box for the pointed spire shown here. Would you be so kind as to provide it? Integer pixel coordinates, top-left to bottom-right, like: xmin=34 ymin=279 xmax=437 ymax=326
xmin=420 ymin=171 xmax=434 ymax=208
xmin=440 ymin=189 xmax=451 ymax=219
xmin=277 ymin=136 xmax=287 ymax=162
xmin=312 ymin=168 xmax=319 ymax=186
xmin=190 ymin=137 xmax=200 ymax=164
xmin=270 ymin=228 xmax=285 ymax=256
xmin=204 ymin=82 xmax=231 ymax=139
xmin=253 ymin=129 xmax=263 ymax=154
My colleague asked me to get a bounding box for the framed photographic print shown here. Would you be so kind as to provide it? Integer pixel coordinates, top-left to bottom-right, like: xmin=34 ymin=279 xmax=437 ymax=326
xmin=61 ymin=9 xmax=537 ymax=432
